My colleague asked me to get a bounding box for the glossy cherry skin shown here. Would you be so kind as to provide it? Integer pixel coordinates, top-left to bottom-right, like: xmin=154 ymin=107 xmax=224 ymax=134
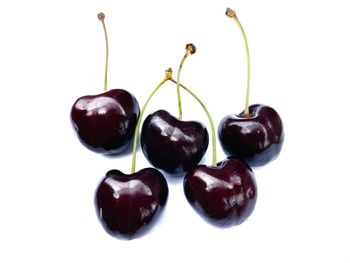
xmin=95 ymin=168 xmax=168 ymax=240
xmin=218 ymin=104 xmax=284 ymax=167
xmin=71 ymin=89 xmax=140 ymax=155
xmin=141 ymin=110 xmax=209 ymax=175
xmin=184 ymin=158 xmax=257 ymax=227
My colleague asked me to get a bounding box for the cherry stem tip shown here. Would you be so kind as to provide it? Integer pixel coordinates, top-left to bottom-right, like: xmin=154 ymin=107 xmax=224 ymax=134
xmin=226 ymin=8 xmax=236 ymax=18
xmin=186 ymin=43 xmax=196 ymax=55
xmin=165 ymin=68 xmax=173 ymax=79
xmin=98 ymin=12 xmax=105 ymax=21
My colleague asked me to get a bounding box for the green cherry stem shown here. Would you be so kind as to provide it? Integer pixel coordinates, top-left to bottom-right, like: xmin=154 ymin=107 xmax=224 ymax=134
xmin=170 ymin=78 xmax=217 ymax=166
xmin=130 ymin=69 xmax=173 ymax=173
xmin=98 ymin=12 xmax=109 ymax=92
xmin=226 ymin=8 xmax=251 ymax=117
xmin=176 ymin=44 xmax=196 ymax=120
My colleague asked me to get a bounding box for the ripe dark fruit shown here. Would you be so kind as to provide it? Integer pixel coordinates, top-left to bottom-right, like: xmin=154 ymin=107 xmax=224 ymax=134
xmin=219 ymin=104 xmax=284 ymax=166
xmin=93 ymin=71 xmax=172 ymax=240
xmin=140 ymin=45 xmax=209 ymax=175
xmin=176 ymin=64 xmax=257 ymax=227
xmin=141 ymin=109 xmax=209 ymax=174
xmin=71 ymin=12 xmax=140 ymax=154
xmin=71 ymin=89 xmax=140 ymax=154
xmin=184 ymin=158 xmax=257 ymax=227
xmin=95 ymin=168 xmax=168 ymax=240
xmin=218 ymin=8 xmax=284 ymax=166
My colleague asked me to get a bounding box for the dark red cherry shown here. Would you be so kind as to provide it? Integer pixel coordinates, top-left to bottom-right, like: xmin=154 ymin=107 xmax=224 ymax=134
xmin=95 ymin=168 xmax=168 ymax=240
xmin=71 ymin=89 xmax=140 ymax=154
xmin=184 ymin=158 xmax=257 ymax=227
xmin=141 ymin=110 xmax=209 ymax=175
xmin=218 ymin=104 xmax=284 ymax=167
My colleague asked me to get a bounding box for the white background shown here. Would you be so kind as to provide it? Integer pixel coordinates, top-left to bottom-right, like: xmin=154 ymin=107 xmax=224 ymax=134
xmin=1 ymin=0 xmax=350 ymax=262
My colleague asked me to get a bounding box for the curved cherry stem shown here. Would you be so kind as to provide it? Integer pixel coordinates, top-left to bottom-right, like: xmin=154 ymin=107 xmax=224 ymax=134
xmin=176 ymin=44 xmax=196 ymax=120
xmin=98 ymin=12 xmax=109 ymax=92
xmin=130 ymin=69 xmax=173 ymax=173
xmin=170 ymin=79 xmax=217 ymax=166
xmin=226 ymin=8 xmax=251 ymax=117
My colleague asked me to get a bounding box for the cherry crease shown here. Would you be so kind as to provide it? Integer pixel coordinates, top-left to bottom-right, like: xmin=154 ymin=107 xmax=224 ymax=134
xmin=219 ymin=104 xmax=284 ymax=167
xmin=71 ymin=89 xmax=140 ymax=155
xmin=95 ymin=168 xmax=168 ymax=240
xmin=141 ymin=110 xmax=209 ymax=175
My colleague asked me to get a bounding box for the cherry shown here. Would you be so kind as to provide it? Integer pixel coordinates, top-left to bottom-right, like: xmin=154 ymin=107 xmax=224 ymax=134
xmin=219 ymin=104 xmax=284 ymax=166
xmin=184 ymin=158 xmax=257 ymax=227
xmin=141 ymin=110 xmax=208 ymax=174
xmin=71 ymin=13 xmax=140 ymax=154
xmin=218 ymin=8 xmax=284 ymax=166
xmin=175 ymin=78 xmax=257 ymax=227
xmin=141 ymin=45 xmax=209 ymax=175
xmin=95 ymin=168 xmax=168 ymax=240
xmin=95 ymin=71 xmax=173 ymax=239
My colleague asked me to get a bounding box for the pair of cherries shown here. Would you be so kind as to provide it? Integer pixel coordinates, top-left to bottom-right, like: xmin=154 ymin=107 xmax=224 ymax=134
xmin=71 ymin=9 xmax=284 ymax=240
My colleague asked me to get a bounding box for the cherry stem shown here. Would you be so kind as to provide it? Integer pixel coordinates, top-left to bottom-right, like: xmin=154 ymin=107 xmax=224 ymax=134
xmin=98 ymin=12 xmax=109 ymax=92
xmin=170 ymin=79 xmax=217 ymax=166
xmin=176 ymin=44 xmax=196 ymax=120
xmin=226 ymin=8 xmax=251 ymax=117
xmin=130 ymin=69 xmax=173 ymax=174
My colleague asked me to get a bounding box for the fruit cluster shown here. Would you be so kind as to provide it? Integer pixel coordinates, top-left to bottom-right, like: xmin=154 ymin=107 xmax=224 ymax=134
xmin=70 ymin=8 xmax=284 ymax=240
